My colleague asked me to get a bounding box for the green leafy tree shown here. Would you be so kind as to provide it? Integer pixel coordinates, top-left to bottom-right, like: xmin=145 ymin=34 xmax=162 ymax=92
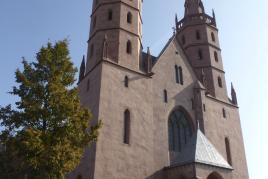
xmin=0 ymin=40 xmax=101 ymax=178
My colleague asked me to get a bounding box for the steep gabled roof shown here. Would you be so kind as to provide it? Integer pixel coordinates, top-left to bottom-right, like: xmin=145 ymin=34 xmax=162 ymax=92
xmin=171 ymin=129 xmax=233 ymax=170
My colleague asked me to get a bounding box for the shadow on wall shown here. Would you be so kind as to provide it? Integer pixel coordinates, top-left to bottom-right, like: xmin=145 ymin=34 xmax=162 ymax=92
xmin=145 ymin=169 xmax=165 ymax=179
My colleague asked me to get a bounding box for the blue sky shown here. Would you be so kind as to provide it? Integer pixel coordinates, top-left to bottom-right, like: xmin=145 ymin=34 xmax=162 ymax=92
xmin=0 ymin=0 xmax=267 ymax=178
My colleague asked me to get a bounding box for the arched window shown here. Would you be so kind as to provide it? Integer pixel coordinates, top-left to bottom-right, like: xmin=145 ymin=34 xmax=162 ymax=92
xmin=124 ymin=76 xmax=129 ymax=88
xmin=222 ymin=108 xmax=226 ymax=118
xmin=175 ymin=65 xmax=183 ymax=85
xmin=179 ymin=66 xmax=183 ymax=85
xmin=163 ymin=90 xmax=168 ymax=103
xmin=108 ymin=10 xmax=113 ymax=21
xmin=168 ymin=109 xmax=192 ymax=153
xmin=124 ymin=109 xmax=131 ymax=144
xmin=198 ymin=49 xmax=203 ymax=60
xmin=225 ymin=137 xmax=232 ymax=165
xmin=214 ymin=51 xmax=219 ymax=62
xmin=207 ymin=172 xmax=223 ymax=179
xmin=196 ymin=30 xmax=201 ymax=40
xmin=127 ymin=12 xmax=132 ymax=24
xmin=126 ymin=40 xmax=132 ymax=54
xmin=218 ymin=76 xmax=222 ymax=88
xmin=211 ymin=32 xmax=216 ymax=42
xmin=175 ymin=65 xmax=179 ymax=84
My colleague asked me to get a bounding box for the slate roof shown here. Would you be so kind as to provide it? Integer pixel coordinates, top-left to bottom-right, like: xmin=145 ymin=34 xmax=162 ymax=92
xmin=171 ymin=129 xmax=233 ymax=170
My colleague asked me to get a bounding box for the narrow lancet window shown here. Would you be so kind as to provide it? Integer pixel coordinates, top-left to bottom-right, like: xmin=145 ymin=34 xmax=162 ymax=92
xmin=126 ymin=40 xmax=132 ymax=54
xmin=179 ymin=66 xmax=183 ymax=85
xmin=225 ymin=137 xmax=232 ymax=165
xmin=214 ymin=51 xmax=219 ymax=62
xmin=223 ymin=108 xmax=226 ymax=118
xmin=175 ymin=65 xmax=183 ymax=85
xmin=124 ymin=109 xmax=131 ymax=144
xmin=108 ymin=10 xmax=113 ymax=21
xmin=218 ymin=76 xmax=223 ymax=88
xmin=198 ymin=49 xmax=203 ymax=60
xmin=127 ymin=12 xmax=132 ymax=24
xmin=164 ymin=90 xmax=168 ymax=103
xmin=124 ymin=76 xmax=129 ymax=88
xmin=211 ymin=32 xmax=216 ymax=42
xmin=196 ymin=30 xmax=201 ymax=40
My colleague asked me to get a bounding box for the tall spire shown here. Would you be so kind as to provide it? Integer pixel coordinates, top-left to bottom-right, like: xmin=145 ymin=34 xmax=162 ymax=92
xmin=145 ymin=47 xmax=152 ymax=74
xmin=79 ymin=55 xmax=85 ymax=83
xmin=184 ymin=0 xmax=205 ymax=16
xmin=231 ymin=83 xmax=238 ymax=105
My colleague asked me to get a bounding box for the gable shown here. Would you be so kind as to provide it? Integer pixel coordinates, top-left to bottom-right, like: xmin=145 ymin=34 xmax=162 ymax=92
xmin=152 ymin=35 xmax=198 ymax=89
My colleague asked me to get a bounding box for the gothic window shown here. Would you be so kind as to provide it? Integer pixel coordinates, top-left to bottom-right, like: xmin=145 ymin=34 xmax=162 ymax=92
xmin=196 ymin=30 xmax=201 ymax=40
xmin=175 ymin=65 xmax=183 ymax=85
xmin=214 ymin=51 xmax=219 ymax=62
xmin=124 ymin=76 xmax=129 ymax=88
xmin=168 ymin=109 xmax=192 ymax=152
xmin=179 ymin=66 xmax=183 ymax=85
xmin=225 ymin=137 xmax=232 ymax=165
xmin=124 ymin=109 xmax=131 ymax=144
xmin=127 ymin=12 xmax=132 ymax=24
xmin=108 ymin=10 xmax=113 ymax=21
xmin=211 ymin=32 xmax=216 ymax=42
xmin=198 ymin=49 xmax=203 ymax=60
xmin=175 ymin=65 xmax=179 ymax=84
xmin=218 ymin=76 xmax=223 ymax=88
xmin=164 ymin=90 xmax=168 ymax=103
xmin=126 ymin=40 xmax=132 ymax=54
xmin=207 ymin=172 xmax=223 ymax=179
xmin=222 ymin=108 xmax=226 ymax=118
xmin=203 ymin=104 xmax=206 ymax=112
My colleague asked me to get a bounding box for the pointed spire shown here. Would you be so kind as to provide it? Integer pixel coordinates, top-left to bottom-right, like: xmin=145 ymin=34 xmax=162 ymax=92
xmin=79 ymin=55 xmax=86 ymax=83
xmin=175 ymin=13 xmax=178 ymax=29
xmin=145 ymin=47 xmax=152 ymax=74
xmin=231 ymin=83 xmax=238 ymax=105
xmin=201 ymin=68 xmax=206 ymax=87
xmin=212 ymin=9 xmax=217 ymax=26
xmin=102 ymin=34 xmax=108 ymax=59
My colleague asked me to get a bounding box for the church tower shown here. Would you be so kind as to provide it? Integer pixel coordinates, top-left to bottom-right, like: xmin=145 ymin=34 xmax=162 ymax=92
xmin=86 ymin=0 xmax=143 ymax=72
xmin=73 ymin=0 xmax=155 ymax=178
xmin=177 ymin=0 xmax=227 ymax=101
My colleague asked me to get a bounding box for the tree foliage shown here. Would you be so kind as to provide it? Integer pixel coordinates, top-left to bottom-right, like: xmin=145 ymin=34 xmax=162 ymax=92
xmin=0 ymin=40 xmax=100 ymax=178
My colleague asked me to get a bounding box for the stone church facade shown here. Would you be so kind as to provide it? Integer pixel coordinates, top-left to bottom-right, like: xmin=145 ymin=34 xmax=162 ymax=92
xmin=68 ymin=0 xmax=249 ymax=178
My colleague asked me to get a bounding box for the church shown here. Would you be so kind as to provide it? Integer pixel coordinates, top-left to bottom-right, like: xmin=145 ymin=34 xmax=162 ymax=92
xmin=68 ymin=0 xmax=249 ymax=178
